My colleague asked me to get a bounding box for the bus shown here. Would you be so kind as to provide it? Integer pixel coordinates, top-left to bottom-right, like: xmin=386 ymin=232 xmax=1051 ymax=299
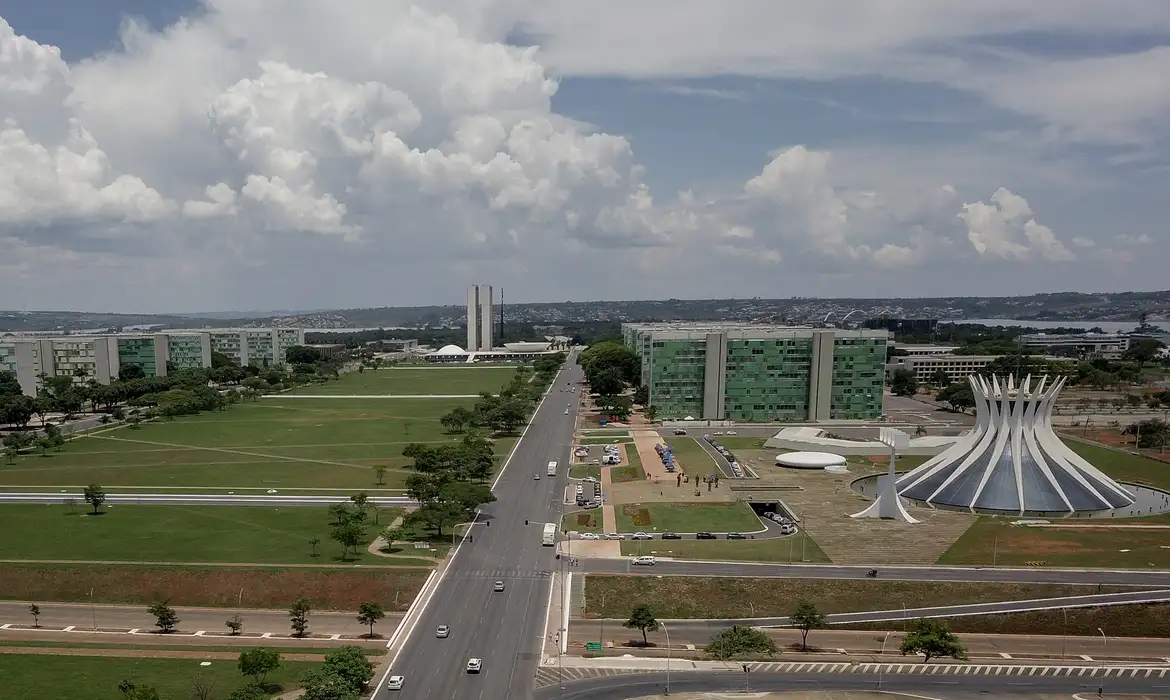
xmin=546 ymin=460 xmax=558 ymax=476
xmin=541 ymin=522 xmax=557 ymax=546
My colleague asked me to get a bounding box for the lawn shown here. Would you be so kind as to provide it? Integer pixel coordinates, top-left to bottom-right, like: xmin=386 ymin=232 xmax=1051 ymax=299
xmin=714 ymin=436 xmax=767 ymax=450
xmin=842 ymin=602 xmax=1170 ymax=639
xmin=664 ymin=437 xmax=721 ymax=476
xmin=0 ymin=504 xmax=417 ymax=565
xmin=569 ymin=463 xmax=601 ymax=480
xmin=610 ymin=446 xmax=645 ymax=483
xmin=289 ymin=365 xmax=519 ymax=395
xmin=1065 ymin=440 xmax=1170 ymax=491
xmin=563 ymin=509 xmax=602 ymax=532
xmin=937 ymin=518 xmax=1170 ymax=568
xmin=0 ymin=397 xmax=516 ymax=490
xmin=613 ymin=502 xmax=762 ymax=533
xmin=619 ymin=535 xmax=830 ymax=563
xmin=580 ymin=575 xmax=1135 ymax=619
xmin=0 ymin=653 xmax=319 ymax=700
xmin=0 ymin=564 xmax=429 ymax=610
xmin=578 ymin=437 xmax=633 ymax=445
xmin=0 ymin=640 xmax=386 ymax=655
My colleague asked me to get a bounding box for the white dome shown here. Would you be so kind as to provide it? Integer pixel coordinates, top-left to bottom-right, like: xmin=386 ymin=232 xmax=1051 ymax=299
xmin=775 ymin=452 xmax=848 ymax=469
xmin=435 ymin=344 xmax=467 ymax=355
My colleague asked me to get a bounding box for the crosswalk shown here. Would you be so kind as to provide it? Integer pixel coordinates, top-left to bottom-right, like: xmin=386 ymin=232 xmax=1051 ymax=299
xmin=449 ymin=568 xmax=552 ymax=581
xmin=535 ymin=662 xmax=1170 ymax=687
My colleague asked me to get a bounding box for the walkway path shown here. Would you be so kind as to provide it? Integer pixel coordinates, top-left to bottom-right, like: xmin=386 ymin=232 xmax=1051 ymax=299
xmin=600 ymin=467 xmax=616 ymax=533
xmin=0 ymin=645 xmax=330 ymax=661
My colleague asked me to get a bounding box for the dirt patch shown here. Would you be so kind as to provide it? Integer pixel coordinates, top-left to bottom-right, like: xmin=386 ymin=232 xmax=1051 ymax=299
xmin=620 ymin=505 xmax=652 ymax=527
xmin=0 ymin=566 xmax=428 ymax=611
xmin=580 ymin=575 xmax=1136 ymax=619
xmin=575 ymin=512 xmax=598 ymax=528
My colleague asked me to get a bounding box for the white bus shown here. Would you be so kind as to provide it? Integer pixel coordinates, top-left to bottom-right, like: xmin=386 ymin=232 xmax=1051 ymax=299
xmin=546 ymin=460 xmax=558 ymax=476
xmin=541 ymin=522 xmax=557 ymax=546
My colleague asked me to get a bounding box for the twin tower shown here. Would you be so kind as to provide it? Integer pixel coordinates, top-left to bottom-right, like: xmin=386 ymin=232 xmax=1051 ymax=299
xmin=466 ymin=285 xmax=494 ymax=352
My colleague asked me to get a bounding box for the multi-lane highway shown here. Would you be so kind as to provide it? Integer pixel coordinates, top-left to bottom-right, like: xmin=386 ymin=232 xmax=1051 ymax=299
xmin=580 ymin=558 xmax=1170 ymax=586
xmin=373 ymin=359 xmax=583 ymax=699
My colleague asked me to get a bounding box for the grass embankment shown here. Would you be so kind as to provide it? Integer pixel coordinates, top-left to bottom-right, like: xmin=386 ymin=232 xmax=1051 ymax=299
xmin=620 ymin=536 xmax=831 ymax=563
xmin=841 ymin=603 xmax=1170 ymax=638
xmin=0 ymin=505 xmax=412 ymax=565
xmin=581 ymin=575 xmax=1136 ymax=619
xmin=0 ymin=654 xmax=319 ymax=700
xmin=663 ymin=437 xmax=720 ymax=476
xmin=712 ymin=436 xmax=767 ymax=450
xmin=610 ymin=446 xmax=645 ymax=483
xmin=613 ymin=502 xmax=761 ymax=533
xmin=0 ymin=564 xmax=429 ymax=610
xmin=288 ymin=365 xmax=516 ymax=395
xmin=0 ymin=640 xmax=386 ymax=655
xmin=569 ymin=464 xmax=601 ymax=480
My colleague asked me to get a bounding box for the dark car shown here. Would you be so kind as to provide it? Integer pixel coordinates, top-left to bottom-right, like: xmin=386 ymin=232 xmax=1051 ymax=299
xmin=727 ymin=532 xmax=747 ymax=540
xmin=696 ymin=532 xmax=716 ymax=540
xmin=661 ymin=532 xmax=681 ymax=540
xmin=672 ymin=429 xmax=687 ymax=435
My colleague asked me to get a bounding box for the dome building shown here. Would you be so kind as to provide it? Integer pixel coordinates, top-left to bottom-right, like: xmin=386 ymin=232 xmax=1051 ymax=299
xmin=896 ymin=374 xmax=1135 ymax=516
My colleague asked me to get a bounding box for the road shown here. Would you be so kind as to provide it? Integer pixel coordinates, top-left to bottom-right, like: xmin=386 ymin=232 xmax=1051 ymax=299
xmin=373 ymin=359 xmax=583 ymax=699
xmin=535 ymin=671 xmax=1163 ymax=699
xmin=579 ymin=559 xmax=1170 ymax=586
xmin=0 ymin=493 xmax=416 ymax=507
xmin=0 ymin=601 xmax=398 ymax=638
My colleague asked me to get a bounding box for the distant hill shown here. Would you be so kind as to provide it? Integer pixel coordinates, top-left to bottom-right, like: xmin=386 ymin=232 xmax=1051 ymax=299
xmin=4 ymin=290 xmax=1167 ymax=333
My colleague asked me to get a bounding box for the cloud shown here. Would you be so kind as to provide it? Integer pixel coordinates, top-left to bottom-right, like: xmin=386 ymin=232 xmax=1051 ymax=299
xmin=959 ymin=188 xmax=1074 ymax=262
xmin=0 ymin=3 xmax=1128 ymax=311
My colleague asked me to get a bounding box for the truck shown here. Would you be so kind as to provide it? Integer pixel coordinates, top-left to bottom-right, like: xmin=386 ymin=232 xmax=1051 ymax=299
xmin=547 ymin=460 xmax=558 ymax=477
xmin=541 ymin=522 xmax=557 ymax=546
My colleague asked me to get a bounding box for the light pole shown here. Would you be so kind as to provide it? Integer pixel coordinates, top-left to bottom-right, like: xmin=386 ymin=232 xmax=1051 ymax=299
xmin=661 ymin=620 xmax=671 ymax=695
xmin=1098 ymin=627 xmax=1107 ymax=696
xmin=877 ymin=631 xmax=891 ymax=689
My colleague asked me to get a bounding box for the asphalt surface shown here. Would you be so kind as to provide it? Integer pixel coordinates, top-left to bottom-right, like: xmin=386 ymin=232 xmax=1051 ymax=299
xmin=0 ymin=493 xmax=416 ymax=507
xmin=535 ymin=671 xmax=1164 ymax=699
xmin=579 ymin=559 xmax=1170 ymax=586
xmin=373 ymin=360 xmax=583 ymax=700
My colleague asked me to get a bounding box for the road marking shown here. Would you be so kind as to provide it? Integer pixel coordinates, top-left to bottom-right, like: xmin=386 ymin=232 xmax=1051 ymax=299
xmin=1080 ymin=654 xmax=1094 ymax=661
xmin=330 ymin=634 xmax=341 ymax=640
xmin=999 ymin=652 xmax=1012 ymax=659
xmin=194 ymin=630 xmax=205 ymax=636
xmin=0 ymin=624 xmax=9 ymax=630
xmin=261 ymin=632 xmax=272 ymax=638
xmin=63 ymin=626 xmax=74 ymax=631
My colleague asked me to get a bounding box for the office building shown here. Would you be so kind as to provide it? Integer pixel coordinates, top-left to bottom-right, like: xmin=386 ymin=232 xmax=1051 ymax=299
xmin=862 ymin=318 xmax=938 ymax=336
xmin=887 ymin=353 xmax=1076 ymax=385
xmin=0 ymin=327 xmax=305 ymax=396
xmin=1017 ymin=332 xmax=1130 ymax=359
xmin=466 ymin=285 xmax=494 ymax=352
xmin=622 ymin=323 xmax=888 ymax=422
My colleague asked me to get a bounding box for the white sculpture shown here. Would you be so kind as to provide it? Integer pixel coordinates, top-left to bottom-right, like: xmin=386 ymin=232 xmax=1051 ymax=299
xmin=852 ymin=427 xmax=919 ymax=523
xmin=896 ymin=375 xmax=1135 ymax=515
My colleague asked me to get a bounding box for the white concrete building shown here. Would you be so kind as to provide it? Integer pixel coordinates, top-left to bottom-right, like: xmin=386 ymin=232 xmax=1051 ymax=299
xmin=466 ymin=285 xmax=494 ymax=352
xmin=896 ymin=374 xmax=1135 ymax=515
xmin=1017 ymin=332 xmax=1130 ymax=359
xmin=887 ymin=353 xmax=1075 ymax=384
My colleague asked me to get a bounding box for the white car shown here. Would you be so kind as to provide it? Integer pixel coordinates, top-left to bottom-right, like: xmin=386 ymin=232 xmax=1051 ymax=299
xmin=604 ymin=532 xmax=624 ymax=540
xmin=631 ymin=532 xmax=653 ymax=540
xmin=631 ymin=556 xmax=656 ymax=566
xmin=726 ymin=430 xmax=738 ymax=435
xmin=436 ymin=625 xmax=450 ymax=638
xmin=466 ymin=658 xmax=482 ymax=673
xmin=386 ymin=675 xmax=405 ymax=690
xmin=580 ymin=532 xmax=600 ymax=540
xmin=534 ymin=473 xmax=541 ymax=480
xmin=493 ymin=581 xmax=505 ymax=592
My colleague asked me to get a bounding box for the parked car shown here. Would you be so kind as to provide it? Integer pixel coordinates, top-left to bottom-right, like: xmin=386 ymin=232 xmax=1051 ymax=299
xmin=661 ymin=532 xmax=681 ymax=540
xmin=580 ymin=533 xmax=600 ymax=540
xmin=631 ymin=532 xmax=653 ymax=540
xmin=696 ymin=532 xmax=716 ymax=540
xmin=673 ymin=429 xmax=687 ymax=435
xmin=631 ymin=556 xmax=656 ymax=566
xmin=727 ymin=532 xmax=747 ymax=540
xmin=604 ymin=532 xmax=624 ymax=540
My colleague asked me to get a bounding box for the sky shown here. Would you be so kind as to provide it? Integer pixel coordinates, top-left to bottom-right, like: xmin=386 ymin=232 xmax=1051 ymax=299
xmin=1 ymin=1 xmax=1169 ymax=314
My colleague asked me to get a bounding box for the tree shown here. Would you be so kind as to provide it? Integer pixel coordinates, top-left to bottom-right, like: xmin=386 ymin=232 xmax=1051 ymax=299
xmin=631 ymin=385 xmax=648 ymax=405
xmin=309 ymin=537 xmax=321 ymax=557
xmin=289 ymin=598 xmax=312 ymax=637
xmin=29 ymin=603 xmax=40 ymax=627
xmin=83 ymin=483 xmax=106 ymax=515
xmin=300 ymin=674 xmax=359 ymax=700
xmin=381 ymin=525 xmax=405 ymax=552
xmin=238 ymin=647 xmax=282 ymax=685
xmin=226 ymin=683 xmax=268 ymax=700
xmin=900 ymin=618 xmax=967 ymax=663
xmin=788 ymin=601 xmax=826 ymax=651
xmin=119 ymin=364 xmax=147 ymax=381
xmin=357 ymin=601 xmax=385 ymax=638
xmin=118 ymin=680 xmax=162 ymax=700
xmin=191 ymin=675 xmax=216 ymax=700
xmin=936 ymin=382 xmax=975 ymax=413
xmin=1123 ymin=418 xmax=1170 ymax=449
xmin=705 ymin=625 xmax=778 ymax=660
xmin=225 ymin=614 xmax=243 ymax=635
xmin=623 ymin=604 xmax=659 ymax=646
xmin=318 ymin=645 xmax=374 ymax=691
xmin=589 ymin=366 xmax=626 ymax=397
xmin=284 ymin=345 xmax=323 ymax=365
xmin=889 ymin=368 xmax=918 ymax=397
xmin=372 ymin=464 xmax=388 ymax=486
xmin=1124 ymin=338 xmax=1165 ymax=369
xmin=929 ymin=368 xmax=951 ymax=387
xmin=327 ymin=503 xmax=354 ymax=526
xmin=147 ymin=601 xmax=180 ymax=633
xmin=439 ymin=406 xmax=474 ymax=433
xmin=330 ymin=518 xmax=366 ymax=560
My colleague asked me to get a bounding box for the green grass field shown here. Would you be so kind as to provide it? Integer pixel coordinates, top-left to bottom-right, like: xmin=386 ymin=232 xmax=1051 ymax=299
xmin=0 ymin=640 xmax=386 ymax=655
xmin=569 ymin=463 xmax=601 ymax=480
xmin=610 ymin=446 xmax=645 ymax=483
xmin=712 ymin=436 xmax=767 ymax=450
xmin=613 ymin=502 xmax=762 ymax=533
xmin=563 ymin=509 xmax=602 ymax=532
xmin=289 ymin=366 xmax=518 ymax=395
xmin=0 ymin=394 xmax=515 ymax=490
xmin=620 ymin=534 xmax=830 ymax=563
xmin=0 ymin=504 xmax=421 ymax=565
xmin=0 ymin=653 xmax=319 ymax=700
xmin=663 ymin=437 xmax=721 ymax=476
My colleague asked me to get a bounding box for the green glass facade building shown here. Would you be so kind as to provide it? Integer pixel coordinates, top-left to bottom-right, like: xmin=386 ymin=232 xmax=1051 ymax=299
xmin=623 ymin=323 xmax=888 ymax=422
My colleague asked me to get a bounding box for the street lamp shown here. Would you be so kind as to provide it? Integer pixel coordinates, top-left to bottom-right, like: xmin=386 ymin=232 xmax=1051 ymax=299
xmin=660 ymin=620 xmax=671 ymax=695
xmin=1098 ymin=627 xmax=1107 ymax=696
xmin=877 ymin=631 xmax=891 ymax=689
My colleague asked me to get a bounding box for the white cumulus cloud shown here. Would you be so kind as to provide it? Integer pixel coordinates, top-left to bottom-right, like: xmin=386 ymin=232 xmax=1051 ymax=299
xmin=959 ymin=188 xmax=1074 ymax=262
